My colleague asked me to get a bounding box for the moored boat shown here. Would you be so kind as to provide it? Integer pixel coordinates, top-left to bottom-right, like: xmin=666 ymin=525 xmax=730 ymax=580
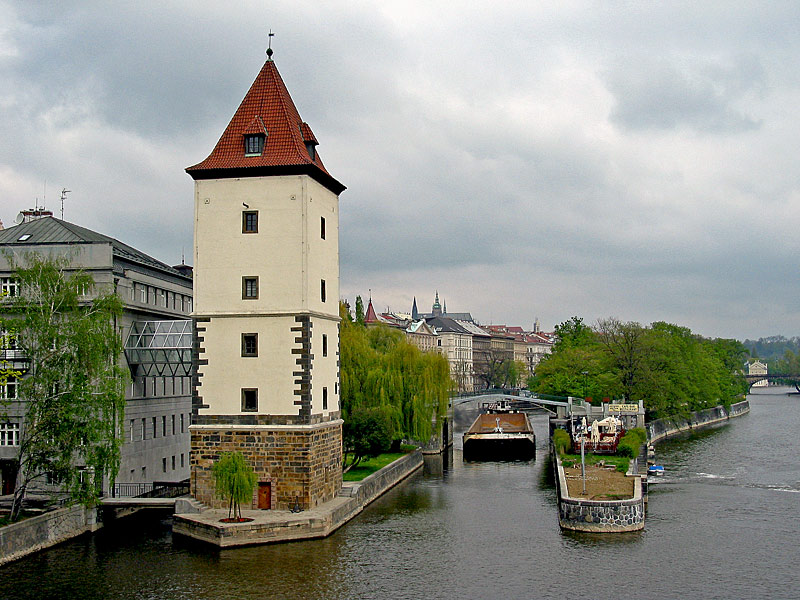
xmin=463 ymin=402 xmax=536 ymax=460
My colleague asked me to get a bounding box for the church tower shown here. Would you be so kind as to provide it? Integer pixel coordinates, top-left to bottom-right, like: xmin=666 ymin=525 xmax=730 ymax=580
xmin=186 ymin=50 xmax=345 ymax=510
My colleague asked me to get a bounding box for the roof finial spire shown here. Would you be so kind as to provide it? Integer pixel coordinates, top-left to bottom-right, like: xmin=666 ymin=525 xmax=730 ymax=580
xmin=266 ymin=29 xmax=275 ymax=60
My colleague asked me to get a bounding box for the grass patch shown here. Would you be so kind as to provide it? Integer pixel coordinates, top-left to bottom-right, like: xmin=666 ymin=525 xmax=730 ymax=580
xmin=343 ymin=451 xmax=411 ymax=481
xmin=561 ymin=453 xmax=630 ymax=473
xmin=0 ymin=511 xmax=38 ymax=527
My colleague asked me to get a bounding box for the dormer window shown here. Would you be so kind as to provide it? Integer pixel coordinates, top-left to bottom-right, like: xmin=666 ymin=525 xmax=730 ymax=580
xmin=244 ymin=134 xmax=265 ymax=157
xmin=305 ymin=142 xmax=316 ymax=161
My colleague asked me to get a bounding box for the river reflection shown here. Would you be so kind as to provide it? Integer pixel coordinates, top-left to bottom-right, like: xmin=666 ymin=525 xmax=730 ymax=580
xmin=0 ymin=389 xmax=797 ymax=599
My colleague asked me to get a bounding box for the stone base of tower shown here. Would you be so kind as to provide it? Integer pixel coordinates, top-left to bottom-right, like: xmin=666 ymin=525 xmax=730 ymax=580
xmin=190 ymin=419 xmax=342 ymax=511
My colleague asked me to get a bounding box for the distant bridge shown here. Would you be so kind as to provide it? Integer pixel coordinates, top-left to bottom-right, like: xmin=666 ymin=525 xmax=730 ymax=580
xmin=453 ymin=391 xmax=595 ymax=419
xmin=744 ymin=373 xmax=800 ymax=391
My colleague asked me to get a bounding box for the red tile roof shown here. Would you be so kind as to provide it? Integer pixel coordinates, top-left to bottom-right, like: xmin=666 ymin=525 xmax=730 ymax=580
xmin=365 ymin=299 xmax=378 ymax=323
xmin=186 ymin=60 xmax=345 ymax=194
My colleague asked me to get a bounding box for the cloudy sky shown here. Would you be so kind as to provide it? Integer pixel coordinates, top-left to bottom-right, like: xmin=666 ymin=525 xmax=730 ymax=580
xmin=1 ymin=1 xmax=798 ymax=340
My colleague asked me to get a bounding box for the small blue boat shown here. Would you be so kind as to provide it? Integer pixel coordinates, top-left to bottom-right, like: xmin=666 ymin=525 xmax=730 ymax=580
xmin=648 ymin=465 xmax=665 ymax=476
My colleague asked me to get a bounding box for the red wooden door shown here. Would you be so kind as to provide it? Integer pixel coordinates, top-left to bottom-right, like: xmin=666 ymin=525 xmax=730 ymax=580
xmin=258 ymin=482 xmax=271 ymax=509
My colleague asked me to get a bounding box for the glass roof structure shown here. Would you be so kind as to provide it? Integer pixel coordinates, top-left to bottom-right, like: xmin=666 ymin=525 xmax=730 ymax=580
xmin=124 ymin=320 xmax=192 ymax=377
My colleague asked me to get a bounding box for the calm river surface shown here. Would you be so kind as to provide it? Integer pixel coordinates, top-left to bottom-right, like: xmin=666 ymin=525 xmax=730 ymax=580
xmin=1 ymin=388 xmax=797 ymax=600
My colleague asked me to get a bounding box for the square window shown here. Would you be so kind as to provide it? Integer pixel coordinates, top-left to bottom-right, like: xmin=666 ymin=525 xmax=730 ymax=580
xmin=320 ymin=279 xmax=326 ymax=303
xmin=244 ymin=134 xmax=265 ymax=156
xmin=242 ymin=333 xmax=258 ymax=357
xmin=242 ymin=388 xmax=258 ymax=412
xmin=243 ymin=211 xmax=258 ymax=233
xmin=322 ymin=334 xmax=328 ymax=357
xmin=320 ymin=216 xmax=326 ymax=240
xmin=243 ymin=277 xmax=259 ymax=299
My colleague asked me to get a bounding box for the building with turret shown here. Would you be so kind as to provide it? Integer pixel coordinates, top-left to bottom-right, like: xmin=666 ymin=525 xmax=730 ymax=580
xmin=187 ymin=51 xmax=345 ymax=510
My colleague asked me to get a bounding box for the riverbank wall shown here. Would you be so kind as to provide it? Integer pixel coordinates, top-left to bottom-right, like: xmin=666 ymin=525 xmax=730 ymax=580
xmin=172 ymin=449 xmax=423 ymax=548
xmin=0 ymin=504 xmax=100 ymax=566
xmin=551 ymin=447 xmax=645 ymax=532
xmin=647 ymin=400 xmax=750 ymax=444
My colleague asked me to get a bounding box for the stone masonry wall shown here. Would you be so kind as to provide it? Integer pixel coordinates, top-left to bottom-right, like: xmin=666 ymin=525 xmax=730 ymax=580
xmin=191 ymin=421 xmax=342 ymax=510
xmin=0 ymin=504 xmax=98 ymax=565
xmin=648 ymin=400 xmax=750 ymax=444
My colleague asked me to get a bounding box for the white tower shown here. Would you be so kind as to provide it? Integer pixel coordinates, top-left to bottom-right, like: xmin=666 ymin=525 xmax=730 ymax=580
xmin=187 ymin=53 xmax=345 ymax=510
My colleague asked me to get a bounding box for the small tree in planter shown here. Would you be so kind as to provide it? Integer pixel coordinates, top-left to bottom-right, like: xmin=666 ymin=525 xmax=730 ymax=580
xmin=211 ymin=452 xmax=257 ymax=522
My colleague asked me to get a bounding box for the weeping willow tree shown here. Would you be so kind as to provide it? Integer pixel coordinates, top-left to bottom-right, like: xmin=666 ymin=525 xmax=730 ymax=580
xmin=212 ymin=452 xmax=257 ymax=521
xmin=339 ymin=302 xmax=451 ymax=450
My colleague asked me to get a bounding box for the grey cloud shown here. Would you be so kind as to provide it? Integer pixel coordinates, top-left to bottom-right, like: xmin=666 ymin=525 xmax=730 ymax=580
xmin=607 ymin=55 xmax=765 ymax=133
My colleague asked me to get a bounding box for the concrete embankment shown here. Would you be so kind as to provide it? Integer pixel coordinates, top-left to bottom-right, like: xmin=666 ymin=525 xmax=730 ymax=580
xmin=552 ymin=447 xmax=645 ymax=532
xmin=0 ymin=504 xmax=100 ymax=566
xmin=173 ymin=449 xmax=423 ymax=547
xmin=648 ymin=400 xmax=750 ymax=444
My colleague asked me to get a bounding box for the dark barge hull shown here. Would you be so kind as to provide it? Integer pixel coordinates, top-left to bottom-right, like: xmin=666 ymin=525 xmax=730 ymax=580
xmin=462 ymin=436 xmax=536 ymax=461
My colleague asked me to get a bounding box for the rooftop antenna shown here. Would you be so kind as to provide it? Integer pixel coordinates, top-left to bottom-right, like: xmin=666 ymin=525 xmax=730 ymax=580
xmin=266 ymin=29 xmax=275 ymax=60
xmin=60 ymin=188 xmax=71 ymax=220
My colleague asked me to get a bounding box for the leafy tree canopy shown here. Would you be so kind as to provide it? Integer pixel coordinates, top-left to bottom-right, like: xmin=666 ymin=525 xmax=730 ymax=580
xmin=531 ymin=316 xmax=748 ymax=419
xmin=0 ymin=253 xmax=127 ymax=521
xmin=339 ymin=302 xmax=451 ymax=448
xmin=211 ymin=451 xmax=258 ymax=520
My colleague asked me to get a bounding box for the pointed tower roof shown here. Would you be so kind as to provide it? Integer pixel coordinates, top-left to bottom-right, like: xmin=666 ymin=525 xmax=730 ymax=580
xmin=411 ymin=296 xmax=419 ymax=321
xmin=365 ymin=298 xmax=378 ymax=323
xmin=186 ymin=59 xmax=345 ymax=194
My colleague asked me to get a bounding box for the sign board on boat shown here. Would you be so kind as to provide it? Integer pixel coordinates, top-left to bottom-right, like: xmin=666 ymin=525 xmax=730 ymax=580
xmin=609 ymin=403 xmax=639 ymax=413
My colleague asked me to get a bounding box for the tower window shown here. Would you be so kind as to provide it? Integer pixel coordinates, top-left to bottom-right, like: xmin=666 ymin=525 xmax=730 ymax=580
xmin=242 ymin=333 xmax=258 ymax=357
xmin=242 ymin=388 xmax=258 ymax=412
xmin=322 ymin=387 xmax=328 ymax=410
xmin=322 ymin=334 xmax=328 ymax=357
xmin=244 ymin=134 xmax=265 ymax=156
xmin=320 ymin=216 xmax=326 ymax=240
xmin=242 ymin=277 xmax=259 ymax=299
xmin=321 ymin=279 xmax=326 ymax=303
xmin=243 ymin=211 xmax=258 ymax=233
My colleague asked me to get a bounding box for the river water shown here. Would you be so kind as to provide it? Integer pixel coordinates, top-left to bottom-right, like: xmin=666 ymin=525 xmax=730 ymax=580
xmin=0 ymin=388 xmax=797 ymax=600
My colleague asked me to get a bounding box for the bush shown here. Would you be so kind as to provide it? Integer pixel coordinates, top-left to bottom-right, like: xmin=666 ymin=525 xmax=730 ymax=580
xmin=626 ymin=427 xmax=647 ymax=445
xmin=617 ymin=428 xmax=646 ymax=459
xmin=552 ymin=429 xmax=572 ymax=456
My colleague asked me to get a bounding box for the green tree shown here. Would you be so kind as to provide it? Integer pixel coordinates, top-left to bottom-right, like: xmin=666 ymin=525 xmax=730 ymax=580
xmin=342 ymin=406 xmax=394 ymax=471
xmin=354 ymin=295 xmax=365 ymax=326
xmin=0 ymin=254 xmax=127 ymax=521
xmin=211 ymin=452 xmax=258 ymax=521
xmin=339 ymin=304 xmax=451 ymax=446
xmin=531 ymin=315 xmax=746 ymax=418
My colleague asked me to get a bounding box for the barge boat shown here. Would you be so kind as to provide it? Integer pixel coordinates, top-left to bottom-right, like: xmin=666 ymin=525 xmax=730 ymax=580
xmin=463 ymin=402 xmax=536 ymax=460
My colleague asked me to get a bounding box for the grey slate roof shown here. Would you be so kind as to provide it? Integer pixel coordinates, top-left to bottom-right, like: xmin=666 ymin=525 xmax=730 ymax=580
xmin=0 ymin=217 xmax=190 ymax=281
xmin=427 ymin=317 xmax=472 ymax=334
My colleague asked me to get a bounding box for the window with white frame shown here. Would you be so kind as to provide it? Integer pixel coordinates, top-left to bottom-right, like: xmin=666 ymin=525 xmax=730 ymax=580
xmin=0 ymin=422 xmax=20 ymax=446
xmin=1 ymin=277 xmax=18 ymax=299
xmin=1 ymin=377 xmax=17 ymax=400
